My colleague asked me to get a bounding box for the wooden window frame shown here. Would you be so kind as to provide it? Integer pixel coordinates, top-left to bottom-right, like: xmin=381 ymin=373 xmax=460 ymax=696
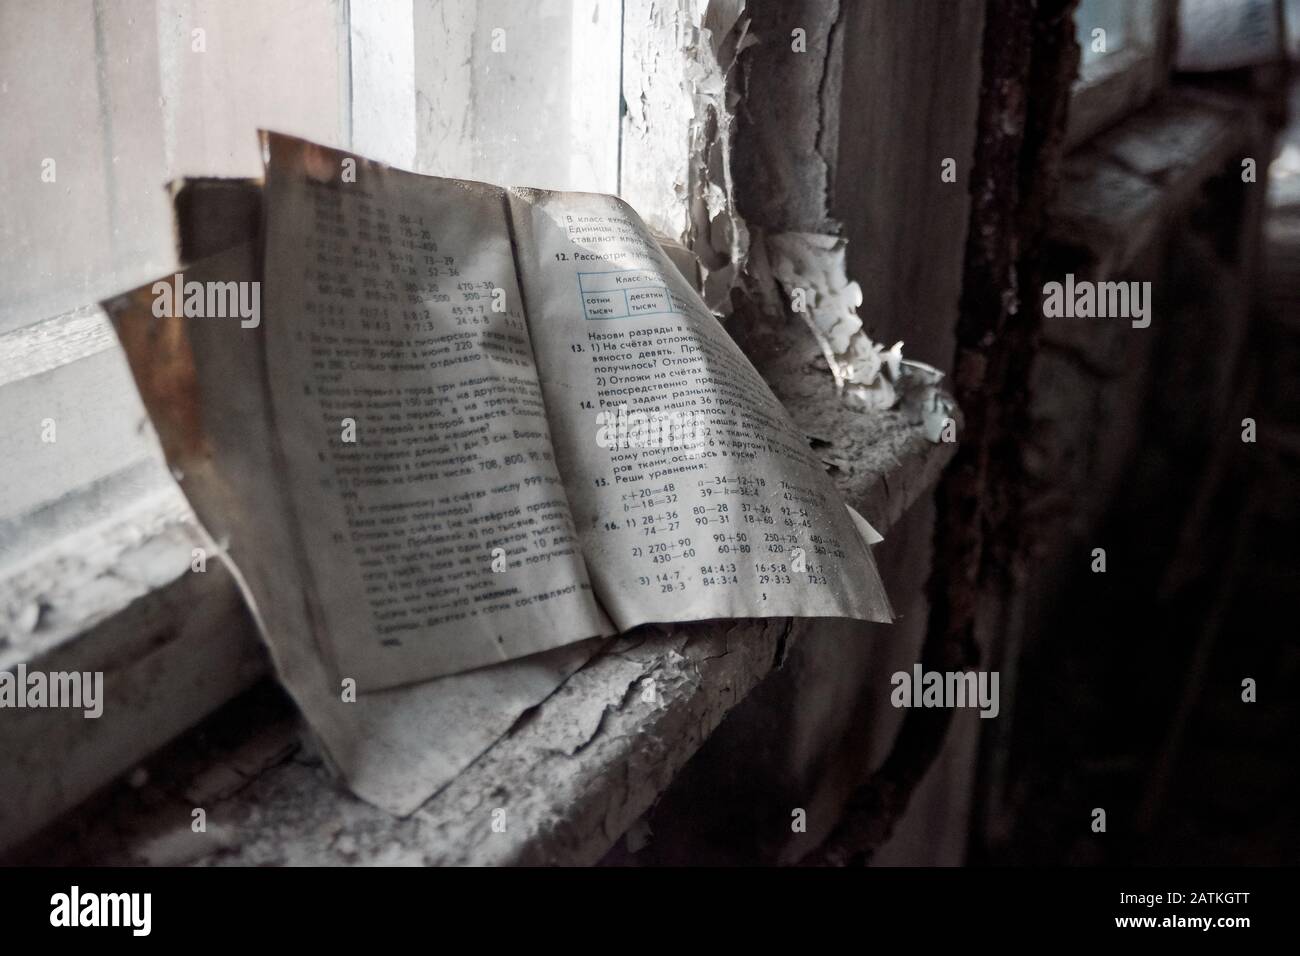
xmin=1067 ymin=0 xmax=1180 ymax=150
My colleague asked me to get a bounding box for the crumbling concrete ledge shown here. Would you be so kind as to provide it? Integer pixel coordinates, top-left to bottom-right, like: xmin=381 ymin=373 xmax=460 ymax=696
xmin=13 ymin=387 xmax=954 ymax=866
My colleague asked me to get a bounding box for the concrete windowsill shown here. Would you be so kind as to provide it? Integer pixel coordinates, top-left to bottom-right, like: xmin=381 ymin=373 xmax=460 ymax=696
xmin=3 ymin=324 xmax=955 ymax=864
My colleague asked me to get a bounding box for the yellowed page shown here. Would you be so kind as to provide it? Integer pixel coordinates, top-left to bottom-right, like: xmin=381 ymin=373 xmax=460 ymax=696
xmin=507 ymin=188 xmax=892 ymax=629
xmin=105 ymin=230 xmax=602 ymax=817
xmin=261 ymin=133 xmax=611 ymax=691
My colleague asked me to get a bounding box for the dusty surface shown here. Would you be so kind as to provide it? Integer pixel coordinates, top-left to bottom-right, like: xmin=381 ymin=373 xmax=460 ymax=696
xmin=12 ymin=396 xmax=951 ymax=865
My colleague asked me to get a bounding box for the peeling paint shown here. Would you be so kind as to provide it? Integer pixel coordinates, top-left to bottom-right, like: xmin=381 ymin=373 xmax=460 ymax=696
xmin=621 ymin=0 xmax=752 ymax=313
xmin=744 ymin=229 xmax=956 ymax=441
xmin=715 ymin=2 xmax=956 ymax=437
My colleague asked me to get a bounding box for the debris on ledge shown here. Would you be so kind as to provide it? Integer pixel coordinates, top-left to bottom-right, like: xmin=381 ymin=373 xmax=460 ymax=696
xmin=745 ymin=229 xmax=958 ymax=442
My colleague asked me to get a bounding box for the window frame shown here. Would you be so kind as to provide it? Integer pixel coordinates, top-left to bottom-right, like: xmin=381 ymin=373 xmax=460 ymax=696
xmin=1066 ymin=0 xmax=1180 ymax=150
xmin=1 ymin=0 xmax=631 ymax=533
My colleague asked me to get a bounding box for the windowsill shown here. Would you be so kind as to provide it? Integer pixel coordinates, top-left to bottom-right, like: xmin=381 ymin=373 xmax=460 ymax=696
xmin=1051 ymin=85 xmax=1264 ymax=281
xmin=1069 ymin=47 xmax=1165 ymax=150
xmin=0 ymin=303 xmax=264 ymax=851
xmin=0 ymin=476 xmax=268 ymax=855
xmin=3 ymin=334 xmax=956 ymax=863
xmin=1028 ymin=82 xmax=1272 ymax=540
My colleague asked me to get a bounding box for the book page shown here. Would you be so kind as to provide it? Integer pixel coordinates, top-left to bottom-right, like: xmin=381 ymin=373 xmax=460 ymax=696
xmin=507 ymin=188 xmax=892 ymax=630
xmin=104 ymin=229 xmax=602 ymax=817
xmin=262 ymin=134 xmax=611 ymax=691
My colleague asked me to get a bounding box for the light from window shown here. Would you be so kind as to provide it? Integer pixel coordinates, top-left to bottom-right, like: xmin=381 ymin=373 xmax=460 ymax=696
xmin=1076 ymin=0 xmax=1133 ymax=66
xmin=0 ymin=0 xmax=623 ymax=335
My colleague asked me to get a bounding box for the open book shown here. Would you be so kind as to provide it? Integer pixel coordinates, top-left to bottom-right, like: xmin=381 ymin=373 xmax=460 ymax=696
xmin=103 ymin=132 xmax=890 ymax=812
